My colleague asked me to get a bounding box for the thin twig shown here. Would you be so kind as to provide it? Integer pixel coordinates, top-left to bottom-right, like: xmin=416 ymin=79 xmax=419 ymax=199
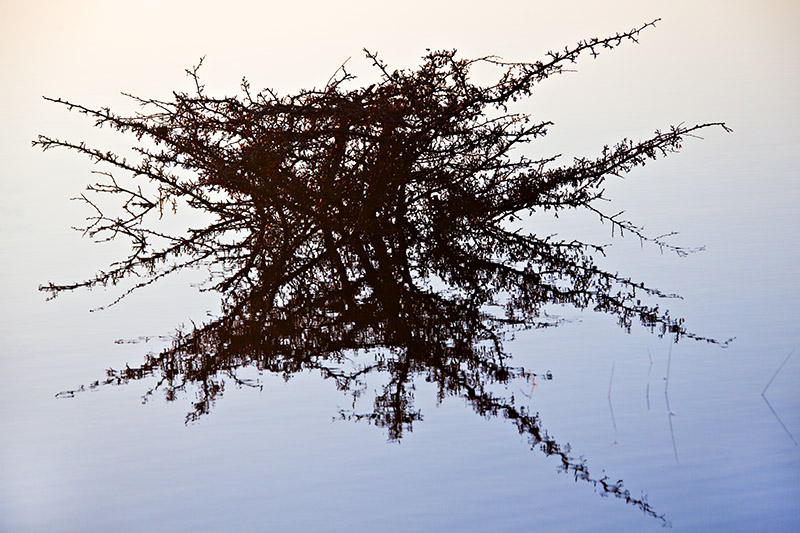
xmin=608 ymin=362 xmax=617 ymax=433
xmin=663 ymin=343 xmax=678 ymax=463
xmin=762 ymin=348 xmax=795 ymax=396
xmin=664 ymin=342 xmax=672 ymax=394
xmin=762 ymin=395 xmax=798 ymax=446
xmin=608 ymin=361 xmax=615 ymax=398
xmin=646 ymin=348 xmax=653 ymax=410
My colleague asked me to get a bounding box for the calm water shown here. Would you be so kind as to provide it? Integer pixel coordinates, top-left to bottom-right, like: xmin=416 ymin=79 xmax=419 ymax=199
xmin=2 ymin=2 xmax=799 ymax=531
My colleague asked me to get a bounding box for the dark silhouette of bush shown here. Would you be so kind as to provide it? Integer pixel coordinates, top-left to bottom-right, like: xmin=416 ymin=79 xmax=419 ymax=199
xmin=38 ymin=21 xmax=731 ymax=525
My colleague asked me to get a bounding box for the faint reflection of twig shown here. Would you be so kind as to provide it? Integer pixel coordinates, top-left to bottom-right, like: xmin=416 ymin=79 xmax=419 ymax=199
xmin=761 ymin=348 xmax=797 ymax=445
xmin=519 ymin=375 xmax=536 ymax=399
xmin=664 ymin=343 xmax=672 ymax=394
xmin=646 ymin=349 xmax=653 ymax=411
xmin=608 ymin=362 xmax=617 ymax=433
xmin=762 ymin=348 xmax=794 ymax=395
xmin=664 ymin=343 xmax=679 ymax=464
xmin=762 ymin=395 xmax=798 ymax=445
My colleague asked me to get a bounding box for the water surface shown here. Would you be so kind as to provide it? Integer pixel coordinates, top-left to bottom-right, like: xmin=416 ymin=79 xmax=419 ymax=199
xmin=2 ymin=2 xmax=798 ymax=531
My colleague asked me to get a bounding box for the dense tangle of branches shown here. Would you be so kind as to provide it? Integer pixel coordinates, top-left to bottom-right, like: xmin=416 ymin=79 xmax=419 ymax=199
xmin=38 ymin=21 xmax=730 ymax=525
xmin=36 ymin=20 xmax=727 ymax=341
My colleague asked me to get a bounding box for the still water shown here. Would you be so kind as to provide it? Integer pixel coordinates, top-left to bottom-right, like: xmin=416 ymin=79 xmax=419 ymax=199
xmin=2 ymin=2 xmax=799 ymax=531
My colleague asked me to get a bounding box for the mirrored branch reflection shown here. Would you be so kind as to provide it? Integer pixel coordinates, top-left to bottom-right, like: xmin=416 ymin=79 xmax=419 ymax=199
xmin=59 ymin=275 xmax=666 ymax=525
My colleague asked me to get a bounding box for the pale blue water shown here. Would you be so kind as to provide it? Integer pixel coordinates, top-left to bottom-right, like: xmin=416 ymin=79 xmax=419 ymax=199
xmin=2 ymin=2 xmax=798 ymax=531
